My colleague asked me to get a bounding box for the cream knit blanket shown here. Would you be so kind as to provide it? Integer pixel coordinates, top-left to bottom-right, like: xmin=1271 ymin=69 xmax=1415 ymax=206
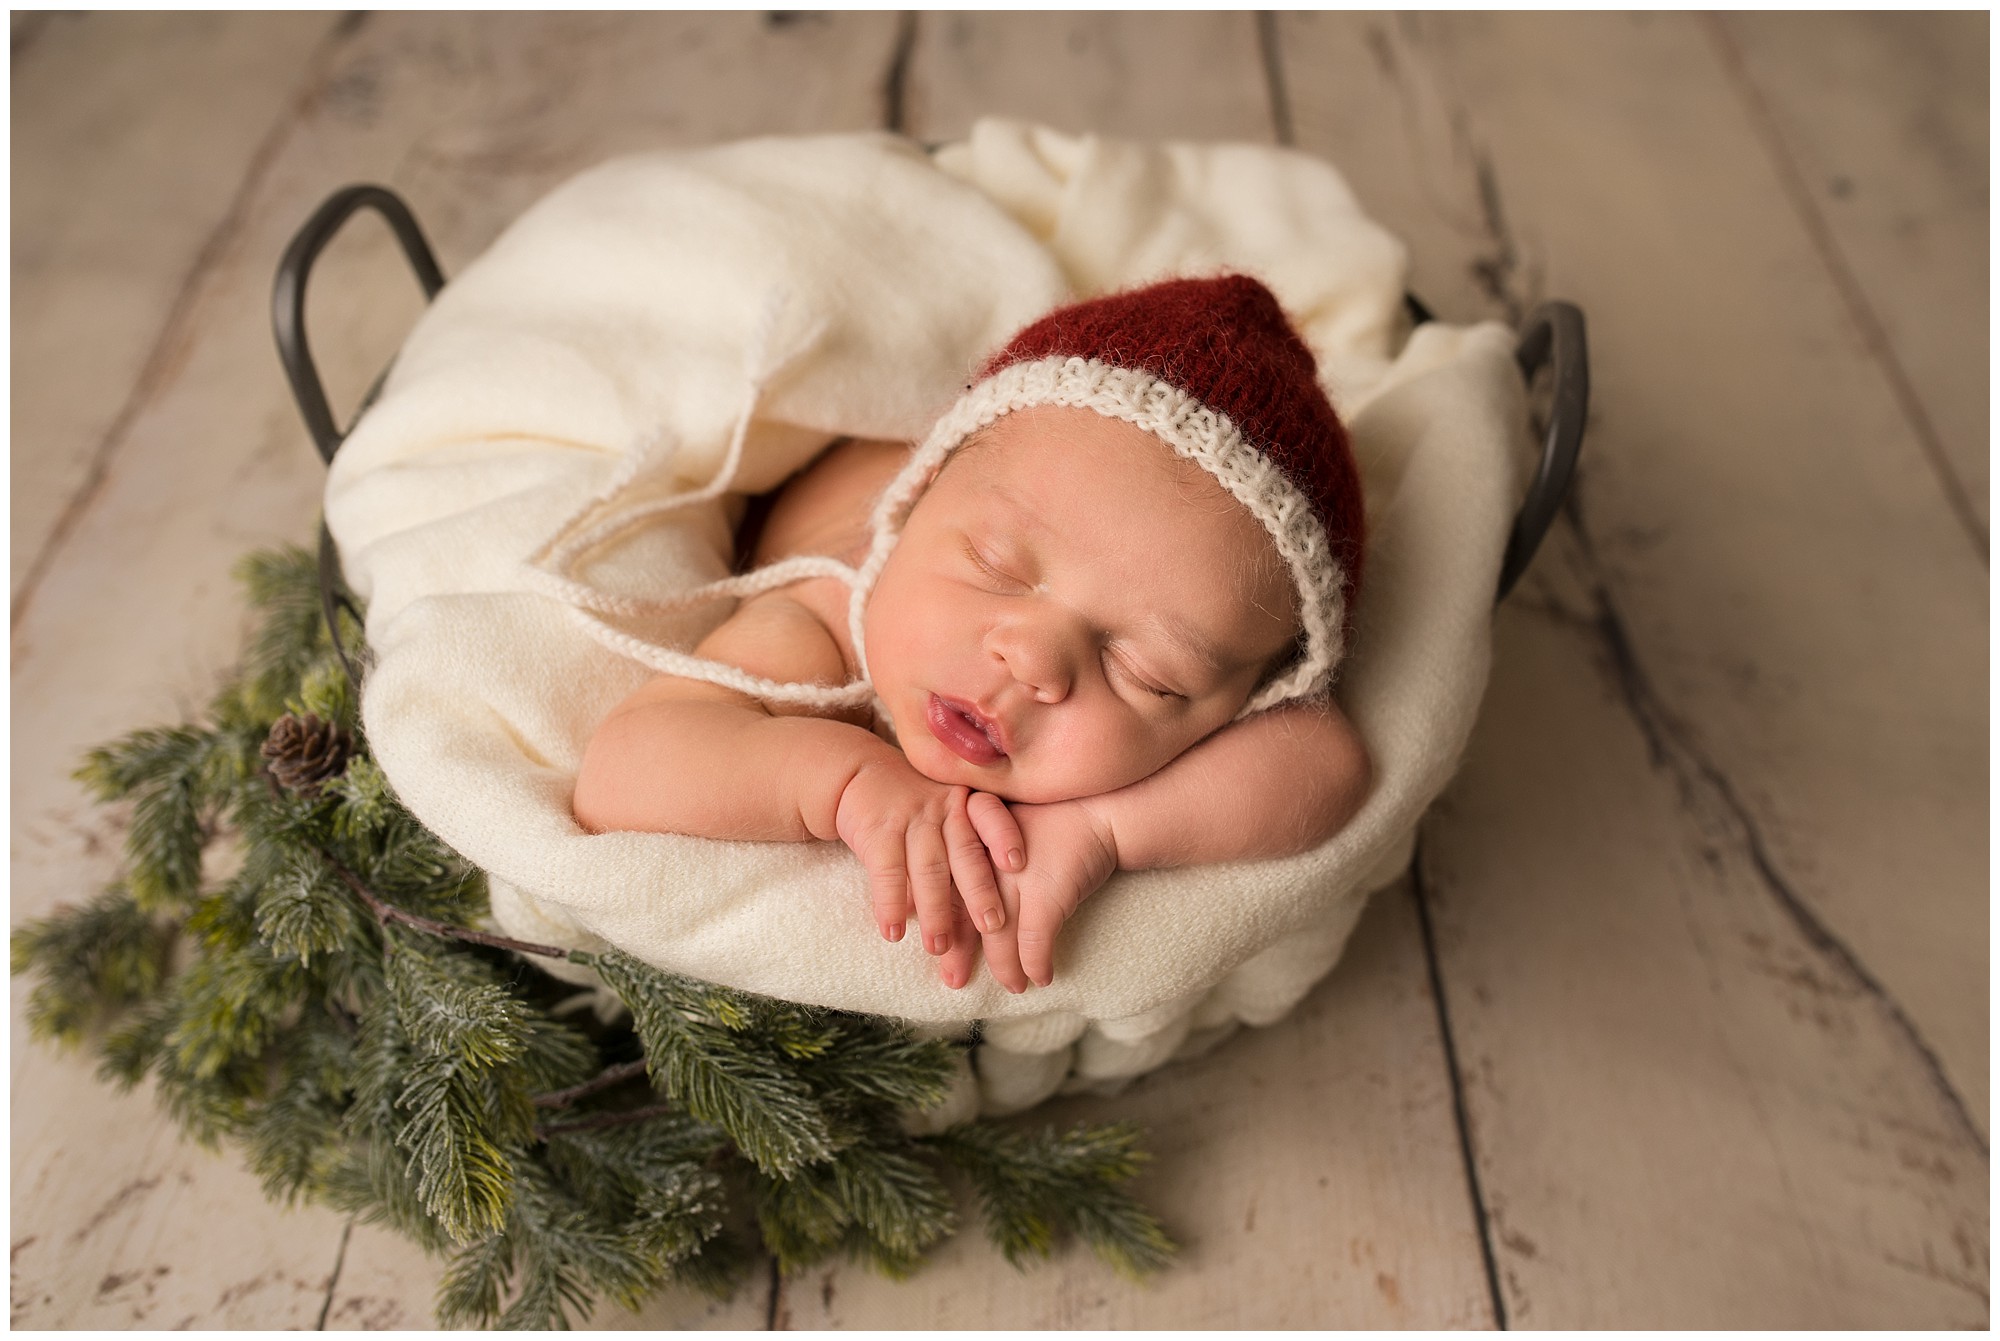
xmin=325 ymin=120 xmax=1525 ymax=1118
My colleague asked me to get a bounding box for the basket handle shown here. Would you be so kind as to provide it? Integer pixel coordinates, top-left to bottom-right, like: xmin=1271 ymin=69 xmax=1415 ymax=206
xmin=272 ymin=185 xmax=445 ymax=689
xmin=271 ymin=184 xmax=445 ymax=464
xmin=1496 ymin=301 xmax=1589 ymax=601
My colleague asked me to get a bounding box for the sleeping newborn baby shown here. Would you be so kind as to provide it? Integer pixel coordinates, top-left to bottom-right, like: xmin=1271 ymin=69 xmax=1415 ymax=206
xmin=573 ymin=275 xmax=1373 ymax=994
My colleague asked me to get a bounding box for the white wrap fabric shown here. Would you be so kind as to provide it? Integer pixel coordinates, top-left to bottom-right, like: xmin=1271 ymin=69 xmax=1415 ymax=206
xmin=325 ymin=120 xmax=1527 ymax=1119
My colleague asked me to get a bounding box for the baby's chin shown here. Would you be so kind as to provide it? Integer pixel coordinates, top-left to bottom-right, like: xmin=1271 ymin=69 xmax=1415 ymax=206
xmin=906 ymin=761 xmax=1086 ymax=806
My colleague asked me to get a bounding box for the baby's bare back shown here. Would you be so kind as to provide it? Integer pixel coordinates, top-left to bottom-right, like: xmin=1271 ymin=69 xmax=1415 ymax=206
xmin=725 ymin=436 xmax=912 ymax=674
xmin=747 ymin=437 xmax=911 ymax=570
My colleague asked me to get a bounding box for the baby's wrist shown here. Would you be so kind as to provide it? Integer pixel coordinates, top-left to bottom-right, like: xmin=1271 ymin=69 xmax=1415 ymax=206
xmin=1067 ymin=795 xmax=1124 ymax=871
xmin=807 ymin=731 xmax=913 ymax=843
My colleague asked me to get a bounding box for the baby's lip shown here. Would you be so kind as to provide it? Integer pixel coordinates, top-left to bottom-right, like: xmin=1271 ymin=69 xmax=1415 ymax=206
xmin=928 ymin=694 xmax=1010 ymax=763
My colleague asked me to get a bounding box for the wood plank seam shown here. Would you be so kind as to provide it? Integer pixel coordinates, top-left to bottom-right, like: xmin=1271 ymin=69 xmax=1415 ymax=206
xmin=7 ymin=12 xmax=369 ymax=636
xmin=1385 ymin=12 xmax=1543 ymax=323
xmin=1410 ymin=855 xmax=1509 ymax=1329
xmin=1467 ymin=146 xmax=1533 ymax=326
xmin=881 ymin=10 xmax=918 ymax=135
xmin=10 ymin=10 xmax=51 ymax=61
xmin=313 ymin=1219 xmax=352 ymax=1330
xmin=1254 ymin=12 xmax=1295 ymax=147
xmin=1700 ymin=13 xmax=1988 ymax=566
xmin=1549 ymin=487 xmax=1989 ymax=1158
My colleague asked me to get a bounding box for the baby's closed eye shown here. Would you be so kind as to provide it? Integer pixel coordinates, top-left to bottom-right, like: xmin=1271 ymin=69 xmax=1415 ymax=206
xmin=1104 ymin=645 xmax=1185 ymax=701
xmin=962 ymin=539 xmax=1025 ymax=588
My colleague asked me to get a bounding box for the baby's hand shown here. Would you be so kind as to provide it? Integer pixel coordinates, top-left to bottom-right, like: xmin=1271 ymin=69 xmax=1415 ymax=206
xmin=834 ymin=758 xmax=1018 ymax=975
xmin=972 ymin=799 xmax=1119 ymax=993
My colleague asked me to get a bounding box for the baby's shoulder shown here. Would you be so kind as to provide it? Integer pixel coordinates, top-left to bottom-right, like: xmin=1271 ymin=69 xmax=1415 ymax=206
xmin=696 ymin=583 xmax=861 ymax=720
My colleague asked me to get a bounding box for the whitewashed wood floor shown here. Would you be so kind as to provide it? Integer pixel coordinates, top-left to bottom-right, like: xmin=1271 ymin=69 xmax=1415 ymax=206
xmin=11 ymin=11 xmax=1987 ymax=1329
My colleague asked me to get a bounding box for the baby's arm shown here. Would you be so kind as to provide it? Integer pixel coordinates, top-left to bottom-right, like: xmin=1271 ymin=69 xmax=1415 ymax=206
xmin=1085 ymin=696 xmax=1372 ymax=871
xmin=572 ymin=590 xmax=1012 ymax=966
xmin=974 ymin=698 xmax=1372 ymax=990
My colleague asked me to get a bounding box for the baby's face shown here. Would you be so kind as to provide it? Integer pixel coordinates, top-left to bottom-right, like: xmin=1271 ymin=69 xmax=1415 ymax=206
xmin=866 ymin=404 xmax=1298 ymax=804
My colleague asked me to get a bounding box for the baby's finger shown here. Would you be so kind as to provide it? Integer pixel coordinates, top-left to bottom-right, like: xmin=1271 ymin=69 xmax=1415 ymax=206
xmin=936 ymin=899 xmax=979 ymax=991
xmin=1017 ymin=895 xmax=1068 ymax=989
xmin=966 ymin=791 xmax=1025 ymax=872
xmin=907 ymin=822 xmax=957 ymax=956
xmin=860 ymin=836 xmax=910 ymax=943
xmin=944 ymin=789 xmax=1006 ymax=934
xmin=977 ymin=910 xmax=1030 ymax=994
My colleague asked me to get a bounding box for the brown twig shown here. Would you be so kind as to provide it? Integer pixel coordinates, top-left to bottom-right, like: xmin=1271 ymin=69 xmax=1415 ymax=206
xmin=257 ymin=764 xmax=575 ymax=960
xmin=532 ymin=1058 xmax=651 ymax=1110
xmin=534 ymin=1103 xmax=679 ymax=1141
xmin=326 ymin=862 xmax=573 ymax=959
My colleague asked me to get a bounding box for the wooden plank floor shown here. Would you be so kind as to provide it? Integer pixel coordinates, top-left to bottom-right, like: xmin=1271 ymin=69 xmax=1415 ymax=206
xmin=11 ymin=11 xmax=1986 ymax=1329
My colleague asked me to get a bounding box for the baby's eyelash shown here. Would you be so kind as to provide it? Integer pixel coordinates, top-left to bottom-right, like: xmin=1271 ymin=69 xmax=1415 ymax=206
xmin=963 ymin=540 xmax=1015 ymax=583
xmin=1107 ymin=648 xmax=1184 ymax=702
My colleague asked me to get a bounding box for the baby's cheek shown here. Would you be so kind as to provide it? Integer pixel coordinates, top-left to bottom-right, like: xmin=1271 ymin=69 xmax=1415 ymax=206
xmin=1037 ymin=710 xmax=1168 ymax=799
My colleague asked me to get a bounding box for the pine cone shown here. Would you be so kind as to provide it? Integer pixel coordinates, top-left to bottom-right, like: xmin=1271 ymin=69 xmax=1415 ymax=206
xmin=261 ymin=712 xmax=353 ymax=795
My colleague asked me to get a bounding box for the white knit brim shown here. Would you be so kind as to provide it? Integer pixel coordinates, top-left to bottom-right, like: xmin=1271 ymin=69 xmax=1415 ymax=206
xmin=847 ymin=355 xmax=1349 ymax=717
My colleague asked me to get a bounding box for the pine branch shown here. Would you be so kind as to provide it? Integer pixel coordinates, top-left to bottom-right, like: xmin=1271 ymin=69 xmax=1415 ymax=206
xmin=826 ymin=1138 xmax=956 ymax=1271
xmin=394 ymin=1050 xmax=523 ymax=1244
xmin=585 ymin=950 xmax=836 ymax=1177
xmin=436 ymin=1229 xmax=514 ymax=1329
xmin=11 ymin=886 xmax=173 ymax=1045
xmin=254 ymin=848 xmax=367 ymax=966
xmin=533 ymin=1059 xmax=649 ymax=1110
xmin=233 ymin=545 xmax=338 ymax=724
xmin=76 ymin=724 xmax=224 ymax=912
xmin=500 ymin=1159 xmax=658 ymax=1326
xmin=624 ymin=1166 xmax=728 ymax=1266
xmin=535 ymin=1104 xmax=679 ymax=1141
xmin=325 ymin=852 xmax=571 ymax=960
xmin=514 ymin=1015 xmax=602 ymax=1100
xmin=927 ymin=1120 xmax=1177 ymax=1279
xmin=96 ymin=994 xmax=176 ymax=1090
xmin=802 ymin=1025 xmax=958 ymax=1114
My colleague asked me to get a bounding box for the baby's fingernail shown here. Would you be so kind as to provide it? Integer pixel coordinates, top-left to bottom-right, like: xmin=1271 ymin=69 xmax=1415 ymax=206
xmin=1006 ymin=981 xmax=1025 ymax=995
xmin=1006 ymin=848 xmax=1024 ymax=871
xmin=928 ymin=934 xmax=948 ymax=955
xmin=887 ymin=922 xmax=904 ymax=942
xmin=1033 ymin=972 xmax=1052 ymax=988
xmin=981 ymin=909 xmax=1003 ymax=932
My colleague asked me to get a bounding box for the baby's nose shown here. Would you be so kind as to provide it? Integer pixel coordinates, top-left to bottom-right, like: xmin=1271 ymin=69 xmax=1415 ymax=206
xmin=991 ymin=616 xmax=1078 ymax=704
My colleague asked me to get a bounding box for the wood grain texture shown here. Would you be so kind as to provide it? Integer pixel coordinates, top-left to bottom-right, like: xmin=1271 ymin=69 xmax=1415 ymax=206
xmin=10 ymin=11 xmax=342 ymax=606
xmin=1717 ymin=11 xmax=1989 ymax=538
xmin=904 ymin=10 xmax=1276 ymax=141
xmin=323 ymin=1220 xmax=772 ymax=1330
xmin=10 ymin=11 xmax=900 ymax=1328
xmin=1278 ymin=10 xmax=1988 ymax=1326
xmin=1424 ymin=558 xmax=1988 ymax=1327
xmin=780 ymin=888 xmax=1494 ymax=1329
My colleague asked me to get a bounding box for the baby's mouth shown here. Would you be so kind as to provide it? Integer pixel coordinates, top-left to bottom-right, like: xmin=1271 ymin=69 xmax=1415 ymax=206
xmin=925 ymin=694 xmax=1007 ymax=765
